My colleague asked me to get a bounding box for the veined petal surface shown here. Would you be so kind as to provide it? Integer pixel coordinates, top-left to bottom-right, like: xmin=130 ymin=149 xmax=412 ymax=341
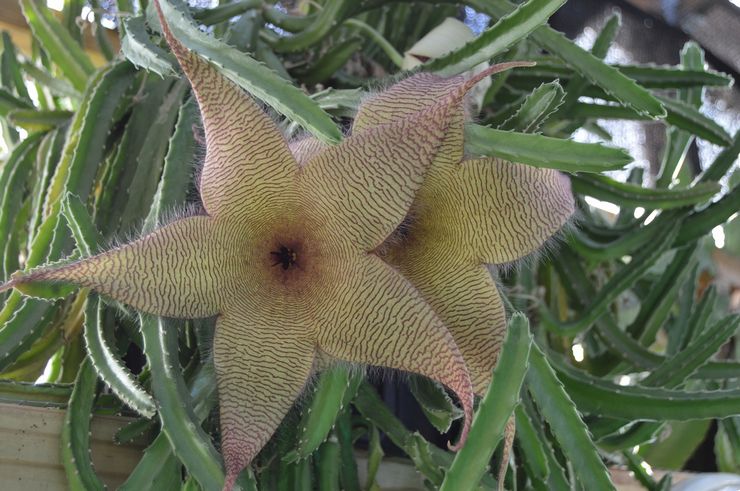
xmin=301 ymin=113 xmax=450 ymax=251
xmin=316 ymin=253 xmax=473 ymax=449
xmin=458 ymin=158 xmax=574 ymax=264
xmin=213 ymin=305 xmax=315 ymax=490
xmin=383 ymin=249 xmax=506 ymax=395
xmin=4 ymin=216 xmax=231 ymax=318
xmin=155 ymin=0 xmax=299 ymax=220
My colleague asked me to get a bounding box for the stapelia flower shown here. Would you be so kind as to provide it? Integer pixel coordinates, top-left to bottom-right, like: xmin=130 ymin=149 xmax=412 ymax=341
xmin=357 ymin=72 xmax=574 ymax=488
xmin=305 ymin=73 xmax=576 ymax=397
xmin=0 ymin=3 xmax=523 ymax=490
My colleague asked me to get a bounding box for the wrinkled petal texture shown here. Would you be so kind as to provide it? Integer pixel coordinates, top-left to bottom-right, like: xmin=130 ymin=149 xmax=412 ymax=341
xmin=300 ymin=113 xmax=451 ymax=252
xmin=383 ymin=251 xmax=506 ymax=395
xmin=214 ymin=305 xmax=315 ymax=490
xmin=442 ymin=158 xmax=574 ymax=264
xmin=155 ymin=0 xmax=299 ymax=220
xmin=368 ymin=71 xmax=574 ymax=394
xmin=9 ymin=216 xmax=230 ymax=317
xmin=315 ymin=253 xmax=473 ymax=448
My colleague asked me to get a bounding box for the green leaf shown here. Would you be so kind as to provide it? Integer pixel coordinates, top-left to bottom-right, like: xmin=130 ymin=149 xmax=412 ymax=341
xmin=158 ymin=0 xmax=342 ymax=144
xmin=441 ymin=313 xmax=532 ymax=491
xmin=118 ymin=81 xmax=187 ymax=229
xmin=19 ymin=0 xmax=94 ymax=92
xmin=296 ymin=37 xmax=363 ymax=85
xmin=270 ymin=0 xmax=352 ymax=52
xmin=427 ymin=0 xmax=566 ymax=76
xmin=559 ymin=13 xmax=620 ymax=115
xmin=286 ymin=365 xmax=361 ymax=462
xmin=656 ymin=94 xmax=732 ymax=146
xmin=121 ymin=15 xmax=178 ymax=78
xmin=84 ymin=298 xmax=157 ymax=417
xmin=643 ymin=315 xmax=740 ymax=388
xmin=696 ymin=130 xmax=740 ymax=184
xmin=0 ymin=378 xmax=71 ymax=407
xmin=0 ymin=134 xmax=44 ymax=280
xmin=640 ymin=420 xmax=711 ymax=470
xmin=570 ymin=97 xmax=732 ymax=146
xmin=0 ymin=292 xmax=59 ymax=371
xmin=140 ymin=315 xmax=240 ymax=490
xmin=20 ymin=61 xmax=80 ymax=99
xmin=7 ymin=109 xmax=73 ymax=132
xmin=464 ymin=123 xmax=632 ymax=172
xmin=408 ymin=374 xmax=462 ymax=433
xmin=60 ymin=194 xmax=102 ymax=257
xmin=119 ymin=364 xmax=217 ymax=491
xmin=60 ymin=357 xmax=105 ymax=491
xmin=499 ymin=81 xmax=564 ymax=133
xmin=570 ymin=174 xmax=720 ymax=209
xmin=676 ymin=185 xmax=740 ymax=246
xmin=335 ymin=409 xmax=360 ymax=491
xmin=192 ymin=0 xmax=261 ymax=26
xmin=317 ymin=436 xmax=341 ymax=491
xmin=526 ymin=344 xmax=616 ymax=491
xmin=1 ymin=32 xmax=31 ymax=102
xmin=473 ymin=0 xmax=665 ymax=118
xmin=553 ymin=247 xmax=740 ymax=379
xmin=543 ymin=222 xmax=678 ymax=336
xmin=514 ymin=404 xmax=550 ymax=489
xmin=0 ymin=87 xmax=33 ymax=117
xmin=715 ymin=418 xmax=740 ymax=474
xmin=143 ymin=97 xmax=199 ymax=233
xmin=554 ymin=359 xmax=740 ymax=420
xmin=513 ymin=63 xmax=732 ymax=91
xmin=43 ymin=61 xmax=136 ymax=220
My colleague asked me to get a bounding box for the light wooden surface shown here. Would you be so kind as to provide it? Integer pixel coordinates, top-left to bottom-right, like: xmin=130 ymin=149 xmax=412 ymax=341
xmin=0 ymin=402 xmax=145 ymax=490
xmin=0 ymin=402 xmax=709 ymax=490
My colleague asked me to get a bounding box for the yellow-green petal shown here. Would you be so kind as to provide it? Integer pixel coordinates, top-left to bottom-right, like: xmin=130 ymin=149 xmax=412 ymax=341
xmin=301 ymin=112 xmax=450 ymax=251
xmin=3 ymin=216 xmax=229 ymax=318
xmin=155 ymin=0 xmax=299 ymax=219
xmin=383 ymin=247 xmax=506 ymax=395
xmin=315 ymin=254 xmax=473 ymax=449
xmin=458 ymin=158 xmax=574 ymax=264
xmin=214 ymin=307 xmax=315 ymax=490
xmin=353 ymin=72 xmax=465 ymax=133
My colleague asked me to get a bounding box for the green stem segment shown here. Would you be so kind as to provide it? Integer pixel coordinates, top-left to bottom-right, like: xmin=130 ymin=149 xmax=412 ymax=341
xmin=441 ymin=313 xmax=532 ymax=491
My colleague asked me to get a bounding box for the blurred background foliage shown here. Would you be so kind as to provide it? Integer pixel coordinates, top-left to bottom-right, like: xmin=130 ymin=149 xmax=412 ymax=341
xmin=0 ymin=0 xmax=738 ymax=489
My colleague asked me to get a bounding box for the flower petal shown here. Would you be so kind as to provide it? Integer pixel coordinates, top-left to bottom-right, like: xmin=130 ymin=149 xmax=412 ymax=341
xmin=316 ymin=254 xmax=473 ymax=449
xmin=458 ymin=159 xmax=574 ymax=263
xmin=3 ymin=216 xmax=228 ymax=317
xmin=353 ymin=63 xmax=532 ymax=133
xmin=214 ymin=306 xmax=315 ymax=490
xmin=384 ymin=248 xmax=506 ymax=395
xmin=353 ymin=73 xmax=465 ymax=133
xmin=155 ymin=0 xmax=299 ymax=218
xmin=289 ymin=137 xmax=327 ymax=167
xmin=300 ymin=112 xmax=450 ymax=251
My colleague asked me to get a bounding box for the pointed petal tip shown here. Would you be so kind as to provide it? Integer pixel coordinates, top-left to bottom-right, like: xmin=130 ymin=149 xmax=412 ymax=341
xmin=0 ymin=277 xmax=16 ymax=293
xmin=0 ymin=271 xmax=38 ymax=293
xmin=447 ymin=387 xmax=473 ymax=452
xmin=461 ymin=61 xmax=536 ymax=94
xmin=222 ymin=471 xmax=237 ymax=491
xmin=152 ymin=0 xmax=186 ymax=63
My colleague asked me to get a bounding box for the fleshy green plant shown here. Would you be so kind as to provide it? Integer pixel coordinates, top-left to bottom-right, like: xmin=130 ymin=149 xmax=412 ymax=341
xmin=0 ymin=1 xmax=738 ymax=490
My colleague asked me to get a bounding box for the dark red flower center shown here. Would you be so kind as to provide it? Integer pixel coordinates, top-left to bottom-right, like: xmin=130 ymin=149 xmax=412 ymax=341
xmin=270 ymin=245 xmax=298 ymax=270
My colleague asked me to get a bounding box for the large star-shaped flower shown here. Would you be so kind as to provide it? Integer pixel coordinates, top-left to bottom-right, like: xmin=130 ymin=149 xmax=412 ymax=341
xmin=360 ymin=71 xmax=574 ymax=487
xmin=0 ymin=3 xmax=527 ymax=489
xmin=359 ymin=74 xmax=575 ymax=395
xmin=305 ymin=73 xmax=575 ymax=397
